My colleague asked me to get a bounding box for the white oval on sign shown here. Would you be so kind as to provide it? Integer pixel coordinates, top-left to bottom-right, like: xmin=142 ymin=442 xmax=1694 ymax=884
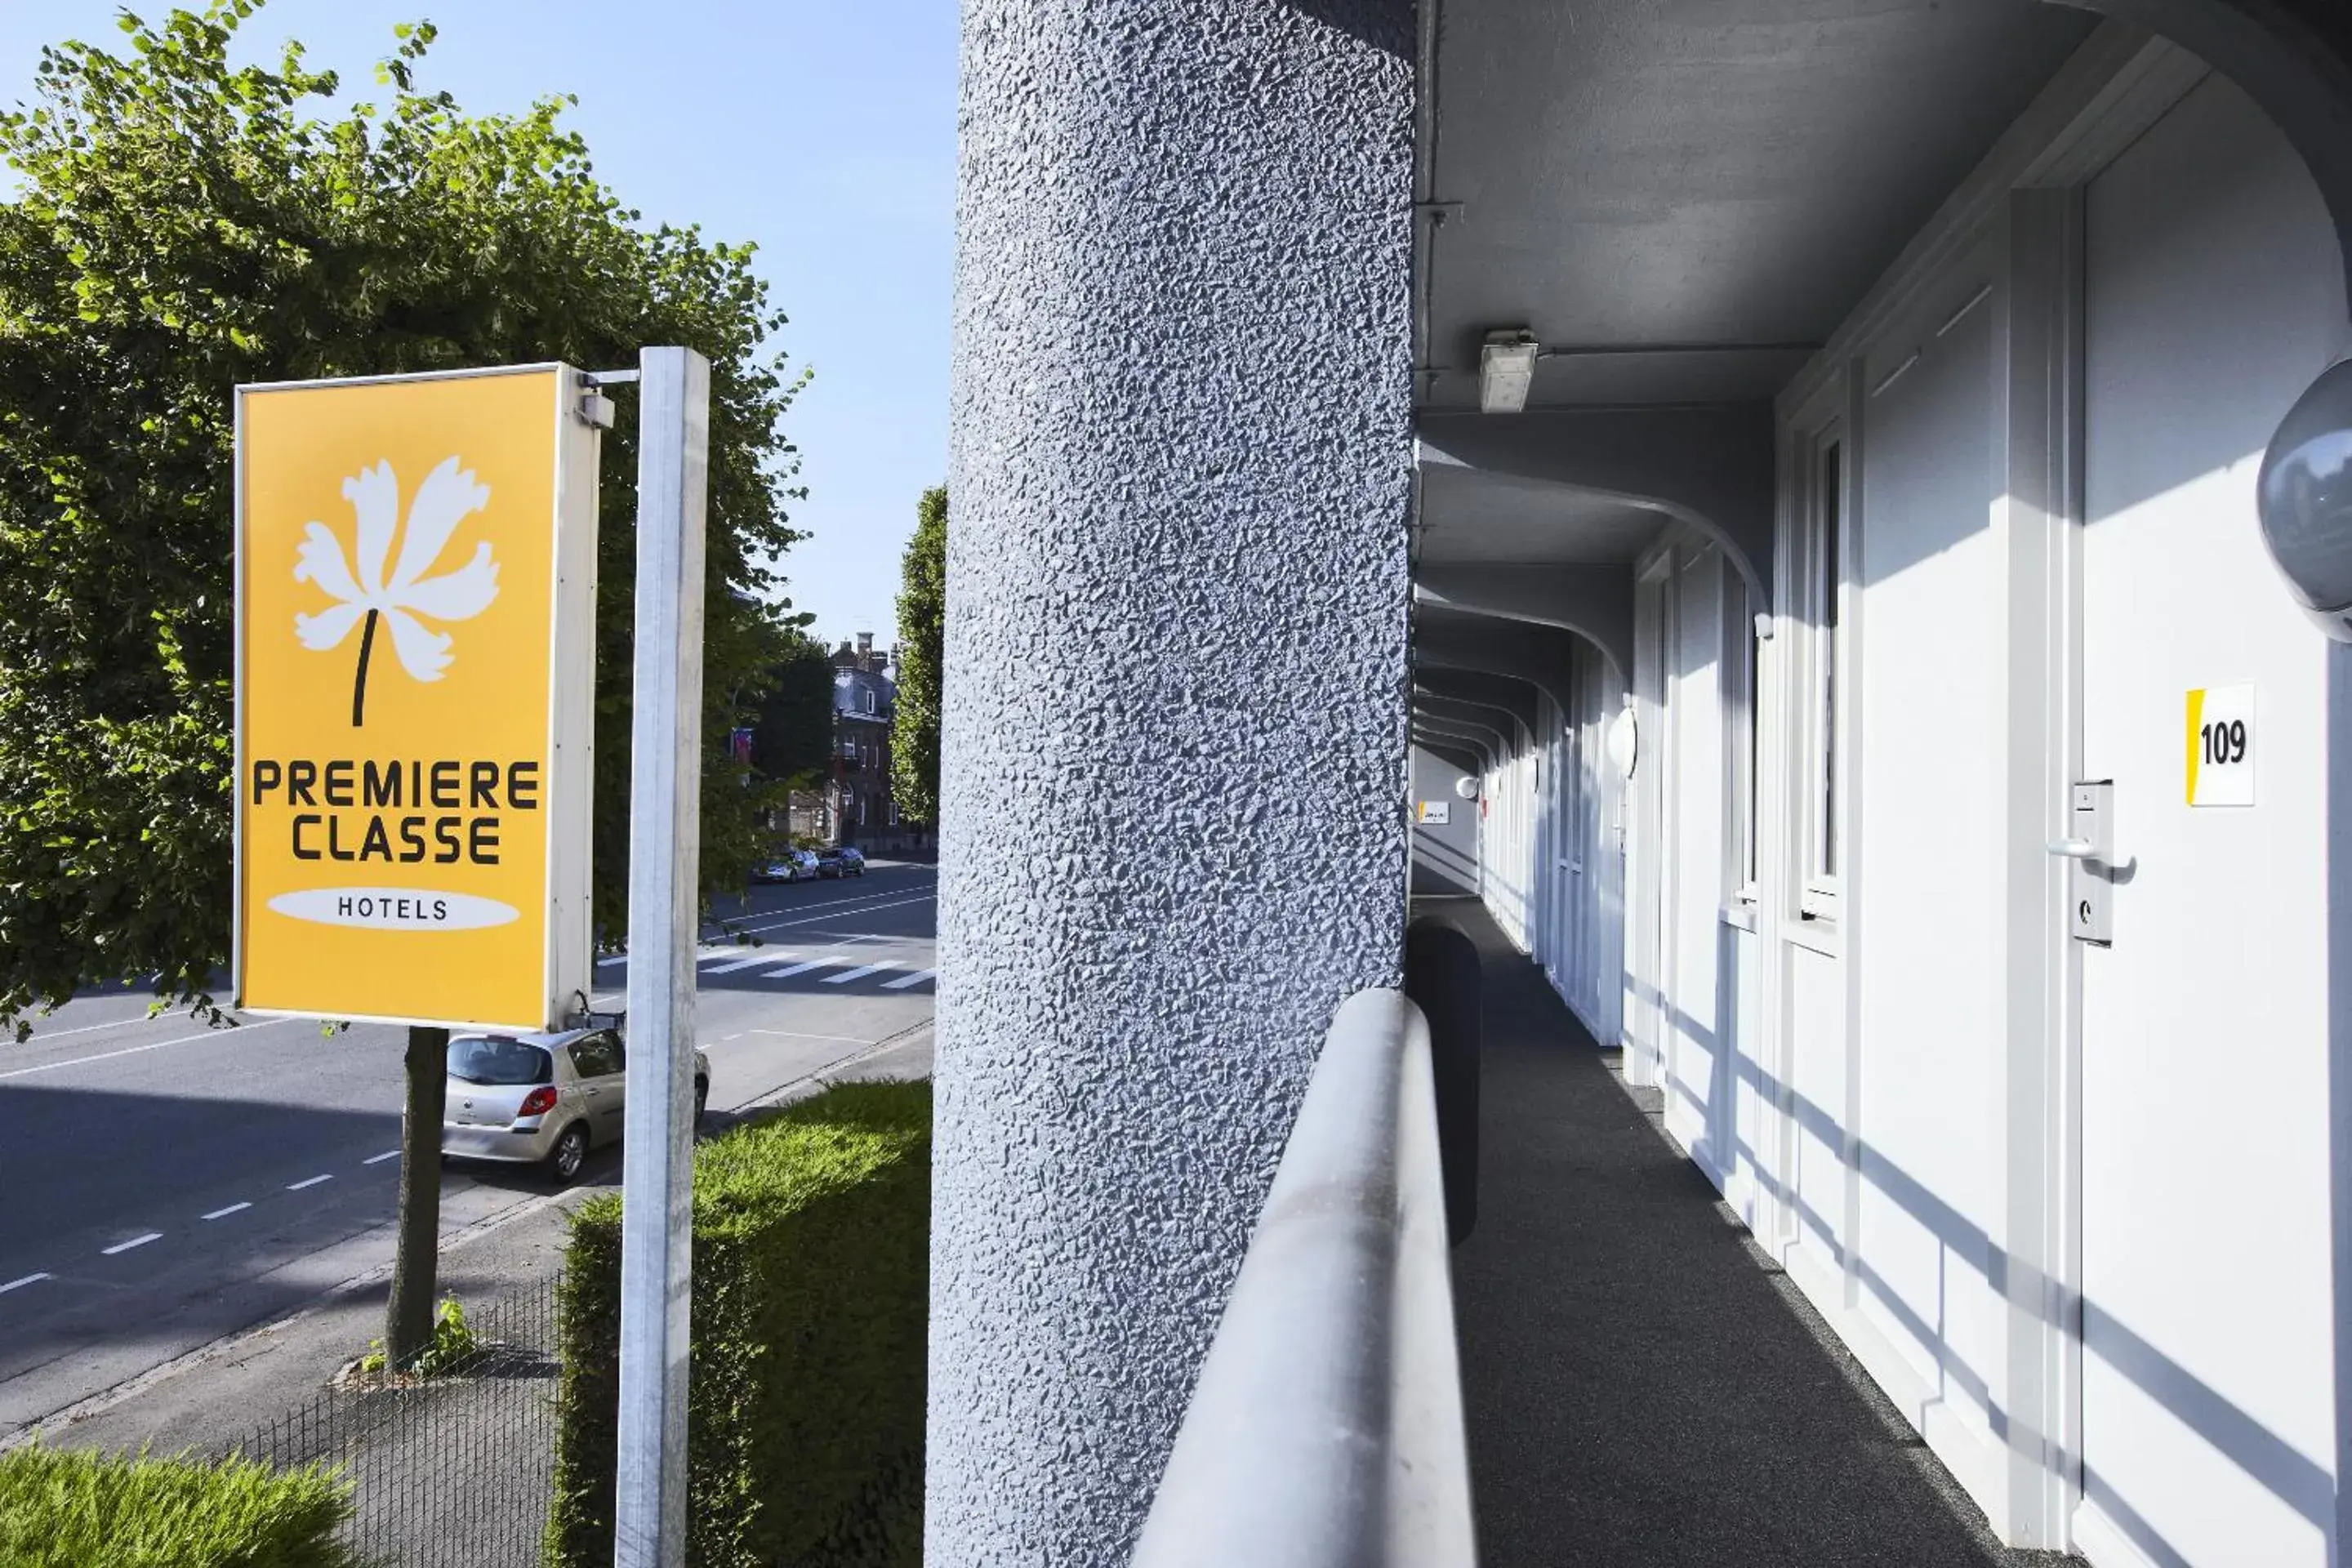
xmin=266 ymin=889 xmax=519 ymax=931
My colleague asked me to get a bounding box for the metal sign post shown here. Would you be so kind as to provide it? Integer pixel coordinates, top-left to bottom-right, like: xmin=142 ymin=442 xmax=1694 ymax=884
xmin=613 ymin=345 xmax=710 ymax=1567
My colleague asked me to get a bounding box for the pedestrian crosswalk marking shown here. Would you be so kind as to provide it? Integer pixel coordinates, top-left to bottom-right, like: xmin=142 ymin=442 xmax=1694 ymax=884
xmin=706 ymin=951 xmax=793 ymax=974
xmin=602 ymin=949 xmax=933 ymax=987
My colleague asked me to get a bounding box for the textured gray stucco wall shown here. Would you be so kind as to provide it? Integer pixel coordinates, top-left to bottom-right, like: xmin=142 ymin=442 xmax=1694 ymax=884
xmin=933 ymin=0 xmax=1415 ymax=1559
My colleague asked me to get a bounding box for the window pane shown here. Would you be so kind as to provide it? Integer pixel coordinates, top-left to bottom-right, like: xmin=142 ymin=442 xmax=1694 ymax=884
xmin=1746 ymin=619 xmax=1761 ymax=886
xmin=569 ymin=1033 xmax=621 ymax=1079
xmin=447 ymin=1036 xmax=553 ymax=1086
xmin=1820 ymin=443 xmax=1842 ymax=879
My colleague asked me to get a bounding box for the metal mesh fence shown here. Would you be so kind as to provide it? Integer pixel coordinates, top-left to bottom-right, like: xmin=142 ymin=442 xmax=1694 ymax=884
xmin=226 ymin=1273 xmax=563 ymax=1568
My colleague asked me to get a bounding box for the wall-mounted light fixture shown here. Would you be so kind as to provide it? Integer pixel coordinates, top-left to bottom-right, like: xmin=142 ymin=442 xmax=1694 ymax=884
xmin=1453 ymin=775 xmax=1481 ymax=802
xmin=1605 ymin=707 xmax=1639 ymax=780
xmin=2260 ymin=359 xmax=2352 ymax=639
xmin=1478 ymin=329 xmax=1539 ymax=415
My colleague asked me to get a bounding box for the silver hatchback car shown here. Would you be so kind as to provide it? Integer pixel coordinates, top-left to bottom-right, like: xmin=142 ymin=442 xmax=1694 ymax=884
xmin=441 ymin=1022 xmax=710 ymax=1183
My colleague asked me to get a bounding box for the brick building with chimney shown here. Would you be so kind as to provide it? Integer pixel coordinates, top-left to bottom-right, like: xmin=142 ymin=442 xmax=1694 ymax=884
xmin=787 ymin=631 xmax=929 ymax=851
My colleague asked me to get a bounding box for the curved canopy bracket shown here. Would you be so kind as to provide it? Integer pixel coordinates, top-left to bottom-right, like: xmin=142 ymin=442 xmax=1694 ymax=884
xmin=1415 ymin=692 xmax=1530 ymax=750
xmin=1413 ymin=612 xmax=1588 ymax=710
xmin=1412 ymin=667 xmax=1542 ymax=735
xmin=1415 ymin=564 xmax=1635 ymax=693
xmin=1419 ymin=407 xmax=1775 ymax=625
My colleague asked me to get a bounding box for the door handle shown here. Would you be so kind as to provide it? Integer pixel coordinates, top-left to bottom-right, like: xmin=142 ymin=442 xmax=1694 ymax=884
xmin=2047 ymin=837 xmax=2097 ymax=859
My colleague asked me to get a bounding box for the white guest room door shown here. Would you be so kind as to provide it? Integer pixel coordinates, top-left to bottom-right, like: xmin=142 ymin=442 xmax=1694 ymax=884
xmin=2076 ymin=74 xmax=2343 ymax=1568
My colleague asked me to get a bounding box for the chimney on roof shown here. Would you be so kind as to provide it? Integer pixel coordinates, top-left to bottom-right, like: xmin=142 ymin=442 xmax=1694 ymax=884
xmin=856 ymin=631 xmax=875 ymax=670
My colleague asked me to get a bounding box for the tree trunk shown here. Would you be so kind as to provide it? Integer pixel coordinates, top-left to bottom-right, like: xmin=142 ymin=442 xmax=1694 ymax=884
xmin=385 ymin=1024 xmax=448 ymax=1368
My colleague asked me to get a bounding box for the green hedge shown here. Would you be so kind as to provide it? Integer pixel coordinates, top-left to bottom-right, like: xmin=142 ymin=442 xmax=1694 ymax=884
xmin=0 ymin=1444 xmax=357 ymax=1568
xmin=548 ymin=1080 xmax=929 ymax=1567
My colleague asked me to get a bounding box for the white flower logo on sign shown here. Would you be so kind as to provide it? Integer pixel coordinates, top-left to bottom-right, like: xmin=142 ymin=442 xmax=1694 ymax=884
xmin=293 ymin=457 xmax=501 ymax=726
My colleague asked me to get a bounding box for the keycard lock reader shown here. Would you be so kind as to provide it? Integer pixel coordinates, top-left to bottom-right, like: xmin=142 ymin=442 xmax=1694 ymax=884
xmin=2049 ymin=782 xmax=2114 ymax=946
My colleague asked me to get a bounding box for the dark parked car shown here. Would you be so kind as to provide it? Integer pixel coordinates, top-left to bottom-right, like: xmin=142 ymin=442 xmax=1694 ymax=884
xmin=817 ymin=845 xmax=866 ymax=879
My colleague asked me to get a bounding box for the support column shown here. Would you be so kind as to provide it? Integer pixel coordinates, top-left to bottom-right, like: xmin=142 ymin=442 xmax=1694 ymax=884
xmin=936 ymin=2 xmax=1416 ymax=1561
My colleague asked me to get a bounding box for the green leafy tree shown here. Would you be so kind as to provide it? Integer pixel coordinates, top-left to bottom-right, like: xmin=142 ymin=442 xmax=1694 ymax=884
xmin=0 ymin=2 xmax=811 ymax=1359
xmin=0 ymin=2 xmax=811 ymax=1016
xmin=754 ymin=630 xmax=836 ymax=794
xmin=889 ymin=487 xmax=945 ymax=826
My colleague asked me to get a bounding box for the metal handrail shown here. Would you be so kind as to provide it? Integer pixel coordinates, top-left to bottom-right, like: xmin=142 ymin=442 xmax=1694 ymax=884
xmin=1131 ymin=988 xmax=1477 ymax=1566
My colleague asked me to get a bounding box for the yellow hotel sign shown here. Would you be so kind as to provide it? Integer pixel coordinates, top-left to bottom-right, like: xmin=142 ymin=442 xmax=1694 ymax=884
xmin=234 ymin=365 xmax=599 ymax=1031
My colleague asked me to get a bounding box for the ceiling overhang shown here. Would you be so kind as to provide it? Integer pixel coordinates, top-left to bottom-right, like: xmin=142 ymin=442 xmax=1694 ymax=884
xmin=1414 ymin=0 xmax=2102 ymax=415
xmin=1408 ymin=0 xmax=2103 ymax=613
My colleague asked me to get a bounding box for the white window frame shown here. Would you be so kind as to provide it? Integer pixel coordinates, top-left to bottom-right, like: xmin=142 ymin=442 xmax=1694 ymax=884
xmin=1797 ymin=422 xmax=1847 ymax=923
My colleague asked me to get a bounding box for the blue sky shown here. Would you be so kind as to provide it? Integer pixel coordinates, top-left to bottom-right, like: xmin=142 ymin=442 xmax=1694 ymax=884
xmin=0 ymin=0 xmax=955 ymax=654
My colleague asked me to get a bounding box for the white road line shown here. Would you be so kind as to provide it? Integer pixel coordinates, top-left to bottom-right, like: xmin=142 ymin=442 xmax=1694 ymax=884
xmin=733 ymin=878 xmax=935 ymax=919
xmin=287 ymin=1174 xmax=333 ymax=1192
xmin=586 ymin=884 xmax=936 ymax=968
xmin=586 ymin=881 xmax=938 ymax=968
xmin=0 ymin=1017 xmax=296 ymax=1081
xmin=14 ymin=1009 xmax=181 ymax=1045
xmin=0 ymin=1272 xmax=51 ymax=1295
xmin=824 ymin=961 xmax=902 ymax=986
xmin=363 ymin=1150 xmax=401 ymax=1165
xmin=721 ymin=890 xmax=938 ymax=938
xmin=202 ymin=1202 xmax=252 ymax=1221
xmin=101 ymin=1233 xmax=161 ymax=1256
xmin=881 ymin=969 xmax=936 ymax=990
xmin=706 ymin=951 xmax=793 ymax=974
xmin=763 ymin=957 xmax=840 ymax=979
xmin=745 ymin=1029 xmax=876 ymax=1045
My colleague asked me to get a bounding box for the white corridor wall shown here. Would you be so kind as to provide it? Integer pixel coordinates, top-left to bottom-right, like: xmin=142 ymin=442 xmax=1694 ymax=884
xmin=1449 ymin=645 xmax=1626 ymax=1051
xmin=1441 ymin=33 xmax=2352 ymax=1568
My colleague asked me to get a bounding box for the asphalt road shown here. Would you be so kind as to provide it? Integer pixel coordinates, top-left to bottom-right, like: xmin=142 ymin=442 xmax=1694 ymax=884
xmin=0 ymin=860 xmax=937 ymax=1436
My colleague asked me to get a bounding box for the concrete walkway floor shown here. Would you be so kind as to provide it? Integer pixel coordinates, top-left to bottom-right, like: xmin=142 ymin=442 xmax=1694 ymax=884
xmin=1432 ymin=899 xmax=2074 ymax=1568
